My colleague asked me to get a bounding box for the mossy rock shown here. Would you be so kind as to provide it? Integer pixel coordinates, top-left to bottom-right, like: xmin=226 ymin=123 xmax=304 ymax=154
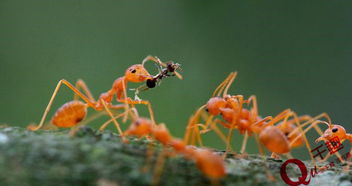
xmin=0 ymin=127 xmax=351 ymax=186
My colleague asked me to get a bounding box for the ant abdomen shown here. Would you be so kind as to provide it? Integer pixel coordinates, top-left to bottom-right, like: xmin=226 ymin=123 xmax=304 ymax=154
xmin=51 ymin=101 xmax=87 ymax=128
xmin=259 ymin=126 xmax=290 ymax=154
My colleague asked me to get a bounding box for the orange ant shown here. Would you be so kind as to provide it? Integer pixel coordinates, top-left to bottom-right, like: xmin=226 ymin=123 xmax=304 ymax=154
xmin=184 ymin=72 xmax=331 ymax=162
xmin=117 ymin=112 xmax=225 ymax=184
xmin=315 ymin=123 xmax=352 ymax=166
xmin=28 ymin=56 xmax=182 ymax=137
xmin=315 ymin=123 xmax=352 ymax=143
xmin=286 ymin=120 xmax=350 ymax=160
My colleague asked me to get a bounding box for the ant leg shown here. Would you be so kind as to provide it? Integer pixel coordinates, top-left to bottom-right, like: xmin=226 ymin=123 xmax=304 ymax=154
xmin=118 ymin=87 xmax=155 ymax=125
xmin=240 ymin=131 xmax=249 ymax=154
xmin=68 ymin=112 xmax=106 ymax=136
xmin=120 ymin=78 xmax=132 ymax=123
xmin=73 ymin=79 xmax=96 ymax=102
xmin=142 ymin=142 xmax=156 ymax=173
xmin=151 ymin=148 xmax=168 ymax=186
xmin=222 ymin=72 xmax=238 ymax=97
xmin=199 ymin=115 xmax=214 ymax=133
xmin=209 ymin=122 xmax=231 ymax=148
xmin=289 ymin=120 xmax=328 ymax=154
xmin=261 ymin=109 xmax=292 ymax=127
xmin=188 ymin=124 xmax=205 ymax=147
xmin=212 ymin=72 xmax=236 ymax=97
xmin=127 ymin=100 xmax=155 ymax=126
xmin=183 ymin=105 xmax=206 ymax=144
xmin=224 ymin=95 xmax=244 ymax=154
xmin=246 ymin=95 xmax=258 ymax=118
xmin=206 ymin=119 xmax=231 ymax=130
xmin=32 ymin=79 xmax=99 ymax=131
xmin=254 ymin=134 xmax=265 ymax=156
xmin=98 ymin=112 xmax=127 ymax=131
xmin=101 ymin=101 xmax=124 ymax=137
xmin=288 ymin=113 xmax=333 ymax=142
xmin=288 ymin=113 xmax=317 ymax=164
xmin=195 ymin=125 xmax=204 ymax=147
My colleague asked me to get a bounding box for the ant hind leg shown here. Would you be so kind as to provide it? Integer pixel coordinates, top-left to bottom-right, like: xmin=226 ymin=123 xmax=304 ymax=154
xmin=31 ymin=79 xmax=99 ymax=131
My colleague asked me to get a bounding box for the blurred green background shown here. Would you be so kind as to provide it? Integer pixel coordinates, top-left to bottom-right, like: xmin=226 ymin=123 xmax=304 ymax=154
xmin=1 ymin=1 xmax=351 ymax=159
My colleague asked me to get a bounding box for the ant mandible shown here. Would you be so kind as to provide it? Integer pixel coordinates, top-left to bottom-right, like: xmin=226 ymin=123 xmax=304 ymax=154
xmin=28 ymin=56 xmax=182 ymax=137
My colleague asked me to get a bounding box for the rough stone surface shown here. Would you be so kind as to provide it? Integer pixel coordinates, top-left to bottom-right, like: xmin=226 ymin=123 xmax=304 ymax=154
xmin=0 ymin=127 xmax=351 ymax=186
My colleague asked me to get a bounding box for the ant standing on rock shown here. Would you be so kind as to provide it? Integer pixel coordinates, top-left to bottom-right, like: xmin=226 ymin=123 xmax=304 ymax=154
xmin=28 ymin=56 xmax=182 ymax=137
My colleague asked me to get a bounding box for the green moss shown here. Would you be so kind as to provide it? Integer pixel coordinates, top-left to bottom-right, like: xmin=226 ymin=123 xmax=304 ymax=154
xmin=0 ymin=127 xmax=350 ymax=186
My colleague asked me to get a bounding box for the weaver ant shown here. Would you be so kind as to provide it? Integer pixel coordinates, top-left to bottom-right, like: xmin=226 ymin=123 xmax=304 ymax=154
xmin=98 ymin=108 xmax=225 ymax=185
xmin=123 ymin=116 xmax=225 ymax=185
xmin=184 ymin=72 xmax=332 ymax=162
xmin=28 ymin=56 xmax=182 ymax=137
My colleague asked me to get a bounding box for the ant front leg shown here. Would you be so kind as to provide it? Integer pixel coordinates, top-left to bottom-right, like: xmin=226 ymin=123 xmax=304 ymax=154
xmin=117 ymin=79 xmax=156 ymax=125
xmin=285 ymin=112 xmax=317 ymax=164
xmin=118 ymin=98 xmax=155 ymax=125
xmin=288 ymin=112 xmax=333 ymax=141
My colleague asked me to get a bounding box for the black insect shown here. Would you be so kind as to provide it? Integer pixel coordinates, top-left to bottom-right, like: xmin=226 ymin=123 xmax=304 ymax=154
xmin=132 ymin=61 xmax=182 ymax=100
xmin=146 ymin=62 xmax=182 ymax=88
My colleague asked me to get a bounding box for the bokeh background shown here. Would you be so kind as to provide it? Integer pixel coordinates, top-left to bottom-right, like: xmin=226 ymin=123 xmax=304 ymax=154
xmin=1 ymin=1 xmax=351 ymax=159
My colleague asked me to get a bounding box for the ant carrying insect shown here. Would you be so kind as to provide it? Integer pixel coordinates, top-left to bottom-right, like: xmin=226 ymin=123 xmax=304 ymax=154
xmin=28 ymin=56 xmax=182 ymax=137
xmin=132 ymin=57 xmax=182 ymax=100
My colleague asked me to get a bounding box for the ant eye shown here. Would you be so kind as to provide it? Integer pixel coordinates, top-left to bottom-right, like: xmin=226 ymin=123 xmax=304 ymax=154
xmin=332 ymin=128 xmax=338 ymax=133
xmin=131 ymin=69 xmax=136 ymax=73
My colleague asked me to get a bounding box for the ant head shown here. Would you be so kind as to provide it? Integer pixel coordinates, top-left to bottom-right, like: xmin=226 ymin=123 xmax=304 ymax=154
xmin=194 ymin=148 xmax=226 ymax=179
xmin=125 ymin=64 xmax=152 ymax=83
xmin=315 ymin=124 xmax=347 ymax=143
xmin=206 ymin=97 xmax=227 ymax=115
xmin=152 ymin=124 xmax=172 ymax=145
xmin=124 ymin=117 xmax=152 ymax=137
